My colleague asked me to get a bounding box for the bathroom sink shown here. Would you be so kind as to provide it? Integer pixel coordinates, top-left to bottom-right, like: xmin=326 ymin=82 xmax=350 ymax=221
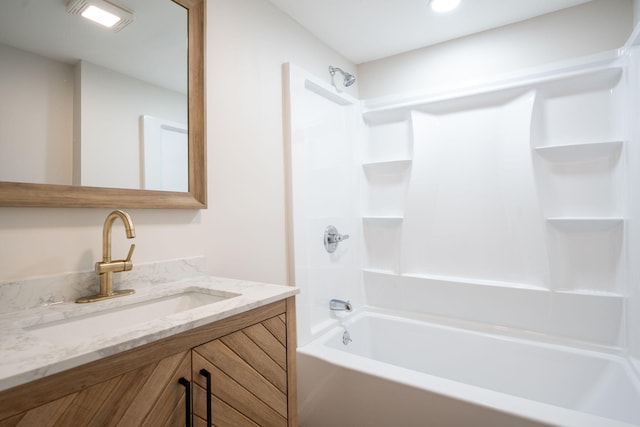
xmin=23 ymin=289 xmax=239 ymax=346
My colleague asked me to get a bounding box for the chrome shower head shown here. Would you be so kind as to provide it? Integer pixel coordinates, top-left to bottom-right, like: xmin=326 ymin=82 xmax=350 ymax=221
xmin=329 ymin=66 xmax=356 ymax=87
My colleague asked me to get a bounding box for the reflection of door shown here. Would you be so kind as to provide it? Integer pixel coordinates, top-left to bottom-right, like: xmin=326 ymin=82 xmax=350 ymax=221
xmin=141 ymin=115 xmax=188 ymax=192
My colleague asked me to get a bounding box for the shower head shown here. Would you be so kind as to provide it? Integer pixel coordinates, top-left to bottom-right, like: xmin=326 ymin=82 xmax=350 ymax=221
xmin=329 ymin=66 xmax=356 ymax=87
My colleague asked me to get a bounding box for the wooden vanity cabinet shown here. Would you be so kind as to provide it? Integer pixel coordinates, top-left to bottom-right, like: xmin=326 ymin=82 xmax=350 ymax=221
xmin=0 ymin=350 xmax=192 ymax=427
xmin=192 ymin=313 xmax=289 ymax=426
xmin=0 ymin=298 xmax=298 ymax=427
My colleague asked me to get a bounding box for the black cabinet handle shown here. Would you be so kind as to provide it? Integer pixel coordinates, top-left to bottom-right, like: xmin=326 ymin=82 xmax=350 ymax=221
xmin=199 ymin=369 xmax=212 ymax=427
xmin=178 ymin=377 xmax=192 ymax=427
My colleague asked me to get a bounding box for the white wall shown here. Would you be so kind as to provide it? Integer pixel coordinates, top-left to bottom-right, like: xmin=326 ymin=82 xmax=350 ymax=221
xmin=0 ymin=43 xmax=73 ymax=185
xmin=204 ymin=0 xmax=356 ymax=283
xmin=358 ymin=0 xmax=632 ymax=100
xmin=78 ymin=61 xmax=187 ymax=189
xmin=0 ymin=0 xmax=355 ymax=286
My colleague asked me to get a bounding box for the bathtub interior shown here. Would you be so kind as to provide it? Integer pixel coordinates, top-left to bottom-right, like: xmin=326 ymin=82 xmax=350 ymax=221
xmin=314 ymin=311 xmax=640 ymax=426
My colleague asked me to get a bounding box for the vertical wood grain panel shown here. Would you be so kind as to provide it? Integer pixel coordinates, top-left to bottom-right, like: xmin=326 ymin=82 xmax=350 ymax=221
xmin=243 ymin=323 xmax=287 ymax=369
xmin=192 ymin=352 xmax=286 ymax=427
xmin=53 ymin=376 xmax=120 ymax=425
xmin=196 ymin=339 xmax=286 ymax=416
xmin=286 ymin=297 xmax=299 ymax=427
xmin=118 ymin=350 xmax=189 ymax=426
xmin=263 ymin=316 xmax=287 ymax=346
xmin=6 ymin=394 xmax=76 ymax=427
xmin=220 ymin=330 xmax=287 ymax=392
xmin=141 ymin=351 xmax=191 ymax=427
xmin=193 ymin=383 xmax=260 ymax=427
xmin=89 ymin=363 xmax=156 ymax=426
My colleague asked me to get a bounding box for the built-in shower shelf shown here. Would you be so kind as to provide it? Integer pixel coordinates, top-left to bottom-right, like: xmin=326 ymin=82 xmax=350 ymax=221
xmin=362 ymin=159 xmax=412 ymax=175
xmin=547 ymin=217 xmax=624 ymax=231
xmin=362 ymin=216 xmax=404 ymax=223
xmin=534 ymin=140 xmax=623 ymax=163
xmin=555 ymin=289 xmax=624 ymax=298
xmin=362 ymin=109 xmax=411 ymax=125
xmin=400 ymin=273 xmax=548 ymax=292
xmin=362 ymin=268 xmax=399 ymax=276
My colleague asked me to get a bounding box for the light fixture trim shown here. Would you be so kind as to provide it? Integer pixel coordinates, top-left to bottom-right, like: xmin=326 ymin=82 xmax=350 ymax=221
xmin=430 ymin=0 xmax=461 ymax=13
xmin=67 ymin=0 xmax=134 ymax=32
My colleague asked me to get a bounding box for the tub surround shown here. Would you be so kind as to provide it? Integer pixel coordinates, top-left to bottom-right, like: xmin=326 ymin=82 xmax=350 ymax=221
xmin=0 ymin=257 xmax=299 ymax=392
xmin=286 ymin=26 xmax=640 ymax=426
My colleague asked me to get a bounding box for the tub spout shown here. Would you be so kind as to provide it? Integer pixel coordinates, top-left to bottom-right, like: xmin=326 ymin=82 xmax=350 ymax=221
xmin=330 ymin=299 xmax=353 ymax=312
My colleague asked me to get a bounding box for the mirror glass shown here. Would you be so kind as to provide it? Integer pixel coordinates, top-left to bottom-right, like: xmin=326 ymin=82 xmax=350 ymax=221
xmin=0 ymin=0 xmax=188 ymax=192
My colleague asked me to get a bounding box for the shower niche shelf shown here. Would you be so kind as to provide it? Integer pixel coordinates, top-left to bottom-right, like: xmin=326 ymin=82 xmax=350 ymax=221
xmin=362 ymin=159 xmax=412 ymax=174
xmin=555 ymin=288 xmax=624 ymax=298
xmin=363 ymin=119 xmax=413 ymax=164
xmin=533 ymin=66 xmax=622 ymax=148
xmin=362 ymin=267 xmax=400 ymax=276
xmin=534 ymin=140 xmax=623 ymax=163
xmin=362 ymin=216 xmax=403 ymax=274
xmin=546 ymin=217 xmax=624 ymax=231
xmin=362 ymin=160 xmax=412 ymax=218
xmin=400 ymin=272 xmax=548 ymax=292
xmin=362 ymin=216 xmax=404 ymax=222
xmin=534 ymin=139 xmax=624 ymax=219
xmin=546 ymin=218 xmax=624 ymax=294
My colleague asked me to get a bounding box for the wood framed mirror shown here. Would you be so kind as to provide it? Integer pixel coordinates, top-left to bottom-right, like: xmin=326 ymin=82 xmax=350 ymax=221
xmin=0 ymin=0 xmax=206 ymax=209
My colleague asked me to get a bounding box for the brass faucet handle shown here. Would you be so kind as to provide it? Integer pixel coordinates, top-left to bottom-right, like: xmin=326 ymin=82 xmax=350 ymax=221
xmin=126 ymin=244 xmax=135 ymax=262
xmin=123 ymin=244 xmax=135 ymax=271
xmin=95 ymin=244 xmax=135 ymax=274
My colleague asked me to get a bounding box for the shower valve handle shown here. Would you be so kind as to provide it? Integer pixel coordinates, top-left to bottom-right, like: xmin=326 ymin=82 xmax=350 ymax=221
xmin=324 ymin=225 xmax=349 ymax=253
xmin=328 ymin=233 xmax=349 ymax=244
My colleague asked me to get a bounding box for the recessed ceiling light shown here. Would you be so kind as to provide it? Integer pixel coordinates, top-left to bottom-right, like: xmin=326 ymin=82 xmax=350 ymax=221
xmin=81 ymin=5 xmax=121 ymax=28
xmin=430 ymin=0 xmax=461 ymax=13
xmin=66 ymin=0 xmax=134 ymax=32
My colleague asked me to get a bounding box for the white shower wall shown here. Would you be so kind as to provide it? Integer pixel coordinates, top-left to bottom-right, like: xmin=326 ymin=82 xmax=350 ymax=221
xmin=361 ymin=54 xmax=628 ymax=347
xmin=626 ymin=41 xmax=640 ymax=371
xmin=287 ymin=41 xmax=638 ymax=350
xmin=401 ymin=94 xmax=547 ymax=286
xmin=285 ymin=64 xmax=363 ymax=346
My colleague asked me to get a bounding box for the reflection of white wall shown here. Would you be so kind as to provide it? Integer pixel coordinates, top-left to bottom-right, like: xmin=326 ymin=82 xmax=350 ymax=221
xmin=0 ymin=43 xmax=73 ymax=185
xmin=78 ymin=61 xmax=187 ymax=189
xmin=142 ymin=115 xmax=188 ymax=192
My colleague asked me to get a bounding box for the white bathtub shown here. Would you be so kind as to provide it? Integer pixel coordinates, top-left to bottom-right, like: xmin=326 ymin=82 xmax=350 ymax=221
xmin=297 ymin=309 xmax=640 ymax=427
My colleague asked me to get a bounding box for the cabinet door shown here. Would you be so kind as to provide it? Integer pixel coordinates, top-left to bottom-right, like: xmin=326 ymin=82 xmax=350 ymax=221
xmin=192 ymin=314 xmax=288 ymax=427
xmin=0 ymin=350 xmax=191 ymax=427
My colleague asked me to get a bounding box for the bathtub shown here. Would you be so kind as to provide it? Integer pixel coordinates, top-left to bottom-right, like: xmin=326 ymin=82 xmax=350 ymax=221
xmin=297 ymin=309 xmax=640 ymax=427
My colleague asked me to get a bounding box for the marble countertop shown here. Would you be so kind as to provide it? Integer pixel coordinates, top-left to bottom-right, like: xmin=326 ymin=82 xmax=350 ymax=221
xmin=0 ymin=275 xmax=298 ymax=392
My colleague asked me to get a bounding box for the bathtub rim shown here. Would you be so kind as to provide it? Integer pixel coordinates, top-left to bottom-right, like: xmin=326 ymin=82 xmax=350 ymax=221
xmin=298 ymin=307 xmax=640 ymax=427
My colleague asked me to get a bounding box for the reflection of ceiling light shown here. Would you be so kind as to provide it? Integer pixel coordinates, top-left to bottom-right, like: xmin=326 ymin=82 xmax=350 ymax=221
xmin=66 ymin=0 xmax=134 ymax=32
xmin=430 ymin=0 xmax=461 ymax=13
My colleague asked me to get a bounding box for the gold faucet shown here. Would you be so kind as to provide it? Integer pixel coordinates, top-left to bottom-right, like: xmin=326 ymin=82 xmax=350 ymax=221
xmin=76 ymin=210 xmax=136 ymax=303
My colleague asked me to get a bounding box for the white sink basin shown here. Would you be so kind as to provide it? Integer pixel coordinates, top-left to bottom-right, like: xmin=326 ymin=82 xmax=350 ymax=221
xmin=23 ymin=289 xmax=239 ymax=346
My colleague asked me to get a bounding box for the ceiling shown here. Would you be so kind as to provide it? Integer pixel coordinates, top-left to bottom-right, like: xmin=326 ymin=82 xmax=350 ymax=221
xmin=267 ymin=0 xmax=595 ymax=64
xmin=0 ymin=0 xmax=187 ymax=94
